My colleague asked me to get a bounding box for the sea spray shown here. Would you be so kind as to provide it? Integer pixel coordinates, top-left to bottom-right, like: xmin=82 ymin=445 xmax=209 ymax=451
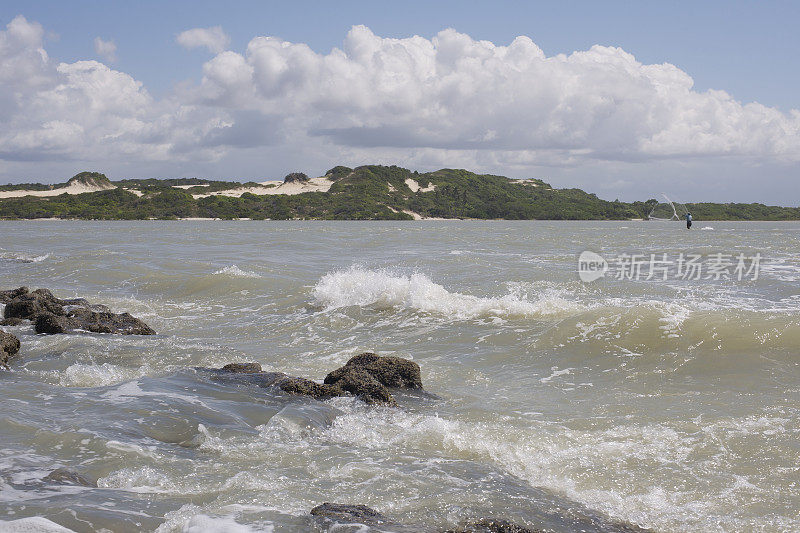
xmin=311 ymin=266 xmax=583 ymax=320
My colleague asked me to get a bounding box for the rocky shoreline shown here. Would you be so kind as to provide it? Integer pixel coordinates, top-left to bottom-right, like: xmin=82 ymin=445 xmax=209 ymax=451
xmin=1 ymin=286 xmax=653 ymax=532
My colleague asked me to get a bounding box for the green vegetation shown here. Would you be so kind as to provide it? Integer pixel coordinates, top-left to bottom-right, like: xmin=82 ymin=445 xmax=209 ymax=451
xmin=0 ymin=166 xmax=798 ymax=220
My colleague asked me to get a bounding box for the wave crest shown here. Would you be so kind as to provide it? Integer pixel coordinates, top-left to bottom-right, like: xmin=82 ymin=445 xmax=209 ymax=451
xmin=311 ymin=266 xmax=582 ymax=320
xmin=212 ymin=265 xmax=261 ymax=278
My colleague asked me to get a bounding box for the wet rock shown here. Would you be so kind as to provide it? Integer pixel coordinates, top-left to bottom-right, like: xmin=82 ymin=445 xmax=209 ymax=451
xmin=310 ymin=503 xmax=389 ymax=526
xmin=65 ymin=308 xmax=155 ymax=335
xmin=331 ymin=366 xmax=397 ymax=406
xmin=270 ymin=374 xmax=342 ymax=400
xmin=221 ymin=362 xmax=263 ymax=373
xmin=2 ymin=287 xmax=155 ymax=335
xmin=214 ymin=363 xmax=395 ymax=405
xmin=3 ymin=289 xmax=65 ymax=320
xmin=42 ymin=468 xmax=97 ymax=487
xmin=325 ymin=352 xmax=422 ymax=389
xmin=0 ymin=286 xmax=28 ymax=304
xmin=445 ymin=518 xmax=542 ymax=533
xmin=1 ymin=330 xmax=20 ymax=367
xmin=34 ymin=313 xmax=76 ymax=334
xmin=0 ymin=317 xmax=25 ymax=326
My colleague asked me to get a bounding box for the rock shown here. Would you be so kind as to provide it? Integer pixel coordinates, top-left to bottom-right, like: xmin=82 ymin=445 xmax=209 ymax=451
xmin=221 ymin=362 xmax=262 ymax=373
xmin=0 ymin=317 xmax=25 ymax=326
xmin=0 ymin=286 xmax=28 ymax=304
xmin=214 ymin=363 xmax=395 ymax=405
xmin=330 ymin=366 xmax=397 ymax=406
xmin=310 ymin=503 xmax=389 ymax=526
xmin=325 ymin=352 xmax=422 ymax=389
xmin=445 ymin=519 xmax=542 ymax=533
xmin=34 ymin=313 xmax=76 ymax=334
xmin=1 ymin=287 xmax=155 ymax=335
xmin=284 ymin=172 xmax=309 ymax=183
xmin=65 ymin=308 xmax=156 ymax=335
xmin=42 ymin=468 xmax=96 ymax=487
xmin=271 ymin=374 xmax=342 ymax=400
xmin=3 ymin=289 xmax=65 ymax=320
xmin=1 ymin=330 xmax=20 ymax=367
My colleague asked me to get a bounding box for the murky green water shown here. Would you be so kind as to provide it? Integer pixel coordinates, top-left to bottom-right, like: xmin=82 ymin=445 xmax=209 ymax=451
xmin=1 ymin=220 xmax=798 ymax=532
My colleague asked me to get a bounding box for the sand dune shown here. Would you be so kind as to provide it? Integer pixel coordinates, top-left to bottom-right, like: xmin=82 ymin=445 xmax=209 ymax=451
xmin=0 ymin=182 xmax=116 ymax=199
xmin=191 ymin=177 xmax=334 ymax=198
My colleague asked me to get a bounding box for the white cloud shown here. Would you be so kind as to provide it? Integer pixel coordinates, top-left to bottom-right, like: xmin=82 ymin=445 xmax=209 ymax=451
xmin=176 ymin=26 xmax=230 ymax=54
xmin=1 ymin=16 xmax=799 ymax=200
xmin=93 ymin=36 xmax=116 ymax=63
xmin=190 ymin=25 xmax=800 ymax=163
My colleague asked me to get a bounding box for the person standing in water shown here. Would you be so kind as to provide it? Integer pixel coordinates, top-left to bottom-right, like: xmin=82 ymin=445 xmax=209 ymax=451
xmin=685 ymin=212 xmax=693 ymax=229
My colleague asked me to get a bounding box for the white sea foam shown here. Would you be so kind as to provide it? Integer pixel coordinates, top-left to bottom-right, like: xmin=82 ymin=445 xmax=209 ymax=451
xmin=0 ymin=252 xmax=50 ymax=263
xmin=0 ymin=517 xmax=76 ymax=532
xmin=212 ymin=265 xmax=261 ymax=278
xmin=156 ymin=505 xmax=269 ymax=533
xmin=311 ymin=266 xmax=582 ymax=320
xmin=59 ymin=363 xmax=147 ymax=388
xmin=700 ymin=226 xmax=714 ymax=230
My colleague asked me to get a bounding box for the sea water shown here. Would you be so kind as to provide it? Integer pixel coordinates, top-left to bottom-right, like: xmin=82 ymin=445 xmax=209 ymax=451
xmin=0 ymin=220 xmax=798 ymax=532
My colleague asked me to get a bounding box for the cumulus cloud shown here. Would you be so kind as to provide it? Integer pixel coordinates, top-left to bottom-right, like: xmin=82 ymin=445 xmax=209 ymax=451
xmin=176 ymin=26 xmax=230 ymax=54
xmin=191 ymin=25 xmax=800 ymax=163
xmin=1 ymin=16 xmax=800 ymax=188
xmin=93 ymin=37 xmax=116 ymax=63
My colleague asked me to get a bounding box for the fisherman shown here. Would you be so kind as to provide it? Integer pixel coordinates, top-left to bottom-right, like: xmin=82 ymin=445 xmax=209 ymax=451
xmin=685 ymin=211 xmax=693 ymax=229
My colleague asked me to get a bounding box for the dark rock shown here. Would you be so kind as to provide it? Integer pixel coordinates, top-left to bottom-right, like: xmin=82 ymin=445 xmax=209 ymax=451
xmin=258 ymin=372 xmax=341 ymax=401
xmin=34 ymin=312 xmax=76 ymax=334
xmin=2 ymin=287 xmax=154 ymax=335
xmin=284 ymin=172 xmax=309 ymax=183
xmin=0 ymin=317 xmax=25 ymax=326
xmin=42 ymin=468 xmax=97 ymax=487
xmin=213 ymin=363 xmax=395 ymax=405
xmin=1 ymin=330 xmax=21 ymax=367
xmin=310 ymin=503 xmax=388 ymax=526
xmin=61 ymin=298 xmax=111 ymax=313
xmin=221 ymin=362 xmax=263 ymax=373
xmin=65 ymin=309 xmax=155 ymax=335
xmin=325 ymin=352 xmax=423 ymax=389
xmin=331 ymin=366 xmax=396 ymax=406
xmin=3 ymin=290 xmax=65 ymax=320
xmin=445 ymin=519 xmax=542 ymax=533
xmin=0 ymin=286 xmax=28 ymax=304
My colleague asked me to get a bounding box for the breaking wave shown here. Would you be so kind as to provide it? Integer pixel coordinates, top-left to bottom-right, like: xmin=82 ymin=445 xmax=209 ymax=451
xmin=0 ymin=252 xmax=50 ymax=263
xmin=311 ymin=266 xmax=583 ymax=320
xmin=212 ymin=265 xmax=261 ymax=278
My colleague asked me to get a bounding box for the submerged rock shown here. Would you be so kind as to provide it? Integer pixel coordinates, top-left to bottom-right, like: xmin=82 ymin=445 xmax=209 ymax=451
xmin=1 ymin=287 xmax=154 ymax=335
xmin=310 ymin=503 xmax=390 ymax=526
xmin=213 ymin=352 xmax=423 ymax=406
xmin=42 ymin=468 xmax=96 ymax=487
xmin=215 ymin=364 xmax=343 ymax=402
xmin=221 ymin=362 xmax=263 ymax=374
xmin=445 ymin=519 xmax=542 ymax=533
xmin=1 ymin=330 xmax=20 ymax=367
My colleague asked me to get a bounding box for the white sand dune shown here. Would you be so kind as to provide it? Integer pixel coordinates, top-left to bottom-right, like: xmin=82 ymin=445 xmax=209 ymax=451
xmin=0 ymin=182 xmax=116 ymax=199
xmin=191 ymin=177 xmax=334 ymax=198
xmin=405 ymin=178 xmax=436 ymax=192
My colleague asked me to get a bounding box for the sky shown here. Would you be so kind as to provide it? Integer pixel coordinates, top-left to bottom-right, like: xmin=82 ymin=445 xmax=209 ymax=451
xmin=1 ymin=0 xmax=799 ymax=203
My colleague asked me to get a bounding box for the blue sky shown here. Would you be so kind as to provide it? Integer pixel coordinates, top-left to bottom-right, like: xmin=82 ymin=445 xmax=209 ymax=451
xmin=1 ymin=0 xmax=799 ymax=202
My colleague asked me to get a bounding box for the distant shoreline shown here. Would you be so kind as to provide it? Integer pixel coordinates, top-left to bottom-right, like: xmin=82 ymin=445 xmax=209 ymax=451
xmin=2 ymin=166 xmax=799 ymax=221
